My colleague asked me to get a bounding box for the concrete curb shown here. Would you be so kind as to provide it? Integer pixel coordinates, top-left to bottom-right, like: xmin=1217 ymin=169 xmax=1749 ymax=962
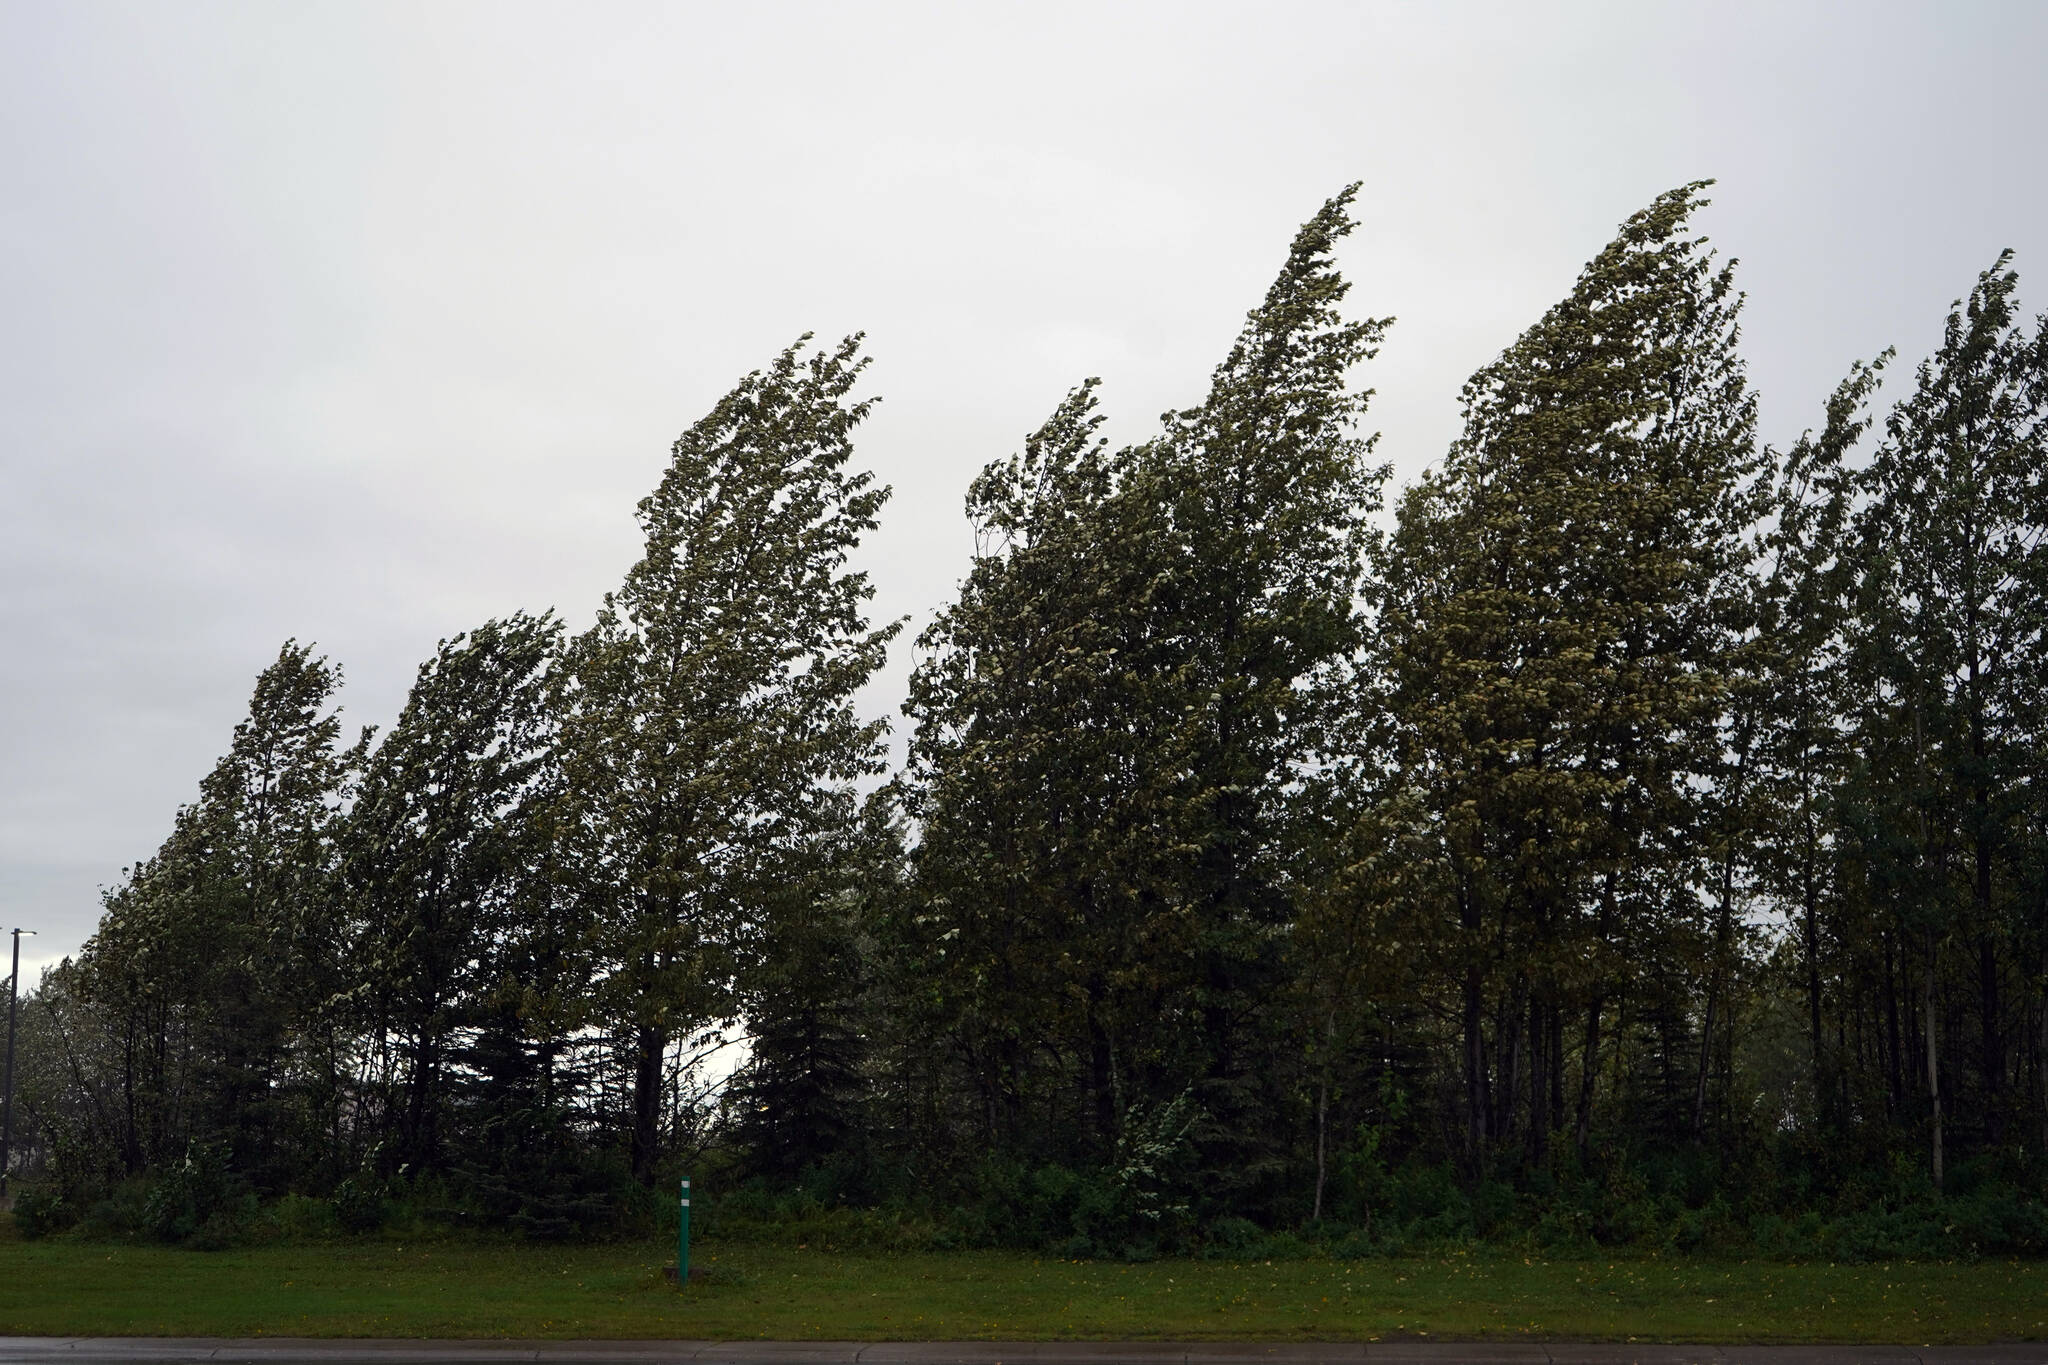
xmin=0 ymin=1342 xmax=2043 ymax=1365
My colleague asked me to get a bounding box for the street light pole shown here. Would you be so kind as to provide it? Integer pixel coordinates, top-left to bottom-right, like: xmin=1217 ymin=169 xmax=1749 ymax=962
xmin=1 ymin=927 xmax=33 ymax=1199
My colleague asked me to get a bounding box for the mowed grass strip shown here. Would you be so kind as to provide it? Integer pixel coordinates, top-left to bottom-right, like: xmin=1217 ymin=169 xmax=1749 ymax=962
xmin=0 ymin=1233 xmax=2042 ymax=1343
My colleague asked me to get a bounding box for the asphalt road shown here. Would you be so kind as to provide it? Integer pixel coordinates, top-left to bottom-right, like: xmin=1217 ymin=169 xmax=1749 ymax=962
xmin=1 ymin=1342 xmax=2044 ymax=1365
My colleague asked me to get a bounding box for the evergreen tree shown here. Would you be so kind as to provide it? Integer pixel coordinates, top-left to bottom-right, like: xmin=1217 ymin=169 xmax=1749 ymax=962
xmin=728 ymin=795 xmax=897 ymax=1183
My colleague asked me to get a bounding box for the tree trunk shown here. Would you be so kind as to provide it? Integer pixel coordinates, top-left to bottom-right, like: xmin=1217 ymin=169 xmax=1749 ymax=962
xmin=120 ymin=1014 xmax=141 ymax=1173
xmin=1495 ymin=991 xmax=1522 ymax=1150
xmin=1978 ymin=929 xmax=2002 ymax=1143
xmin=405 ymin=1026 xmax=440 ymax=1170
xmin=1695 ymin=824 xmax=1740 ymax=1140
xmin=2037 ymin=978 xmax=2047 ymax=1159
xmin=1802 ymin=844 xmax=1824 ymax=1114
xmin=1550 ymin=1002 xmax=1566 ymax=1133
xmin=1313 ymin=1072 xmax=1329 ymax=1224
xmin=1885 ymin=932 xmax=1905 ymax=1114
xmin=631 ymin=1021 xmax=666 ymax=1183
xmin=1574 ymin=997 xmax=1603 ymax=1158
xmin=2038 ymin=907 xmax=2048 ymax=1158
xmin=1087 ymin=999 xmax=1116 ymax=1157
xmin=1692 ymin=988 xmax=1718 ymax=1140
xmin=1924 ymin=943 xmax=1942 ymax=1192
xmin=1966 ymin=578 xmax=2002 ymax=1142
xmin=1461 ymin=874 xmax=1489 ymax=1161
xmin=1527 ymin=993 xmax=1548 ymax=1166
xmin=1464 ymin=971 xmax=1488 ymax=1159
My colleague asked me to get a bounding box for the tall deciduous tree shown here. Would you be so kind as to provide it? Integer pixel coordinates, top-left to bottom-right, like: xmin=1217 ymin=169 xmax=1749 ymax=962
xmin=1747 ymin=356 xmax=1888 ymax=1123
xmin=1845 ymin=253 xmax=2048 ymax=1181
xmin=1137 ymin=184 xmax=1390 ymax=1125
xmin=560 ymin=335 xmax=899 ymax=1181
xmin=342 ymin=611 xmax=561 ymax=1172
xmin=1383 ymin=183 xmax=1764 ymax=1168
xmin=78 ymin=641 xmax=356 ymax=1187
xmin=904 ymin=187 xmax=1390 ymax=1193
xmin=902 ymin=378 xmax=1168 ymax=1157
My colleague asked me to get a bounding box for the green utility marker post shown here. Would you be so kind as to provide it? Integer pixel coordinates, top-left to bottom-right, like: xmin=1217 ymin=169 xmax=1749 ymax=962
xmin=677 ymin=1178 xmax=691 ymax=1285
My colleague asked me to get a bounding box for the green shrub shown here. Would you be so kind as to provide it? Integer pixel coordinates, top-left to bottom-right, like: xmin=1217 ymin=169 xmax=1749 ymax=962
xmin=187 ymin=1204 xmax=257 ymax=1253
xmin=1199 ymin=1215 xmax=1265 ymax=1259
xmin=269 ymin=1192 xmax=340 ymax=1240
xmin=80 ymin=1177 xmax=151 ymax=1239
xmin=1941 ymin=1179 xmax=2048 ymax=1256
xmin=331 ymin=1176 xmax=385 ymax=1235
xmin=1534 ymin=1203 xmax=1594 ymax=1251
xmin=1256 ymin=1230 xmax=1310 ymax=1260
xmin=1671 ymin=1195 xmax=1745 ymax=1256
xmin=13 ymin=1183 xmax=74 ymax=1239
xmin=142 ymin=1144 xmax=243 ymax=1245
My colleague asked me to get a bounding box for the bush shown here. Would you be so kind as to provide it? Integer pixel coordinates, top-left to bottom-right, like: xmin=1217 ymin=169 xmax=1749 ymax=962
xmin=13 ymin=1183 xmax=74 ymax=1239
xmin=1947 ymin=1180 xmax=2048 ymax=1255
xmin=268 ymin=1192 xmax=340 ymax=1240
xmin=1533 ymin=1203 xmax=1594 ymax=1251
xmin=80 ymin=1178 xmax=151 ymax=1239
xmin=141 ymin=1144 xmax=246 ymax=1245
xmin=331 ymin=1176 xmax=385 ymax=1235
xmin=1199 ymin=1215 xmax=1266 ymax=1259
xmin=1671 ymin=1194 xmax=1745 ymax=1256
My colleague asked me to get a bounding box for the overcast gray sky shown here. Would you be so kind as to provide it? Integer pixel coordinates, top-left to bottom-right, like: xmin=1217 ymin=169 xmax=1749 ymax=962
xmin=4 ymin=0 xmax=2045 ymax=982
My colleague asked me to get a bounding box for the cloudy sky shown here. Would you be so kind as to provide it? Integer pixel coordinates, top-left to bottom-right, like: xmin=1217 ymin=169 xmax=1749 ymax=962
xmin=4 ymin=0 xmax=2045 ymax=981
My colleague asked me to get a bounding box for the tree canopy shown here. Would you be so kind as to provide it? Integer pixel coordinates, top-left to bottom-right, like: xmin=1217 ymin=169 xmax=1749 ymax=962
xmin=13 ymin=184 xmax=2048 ymax=1260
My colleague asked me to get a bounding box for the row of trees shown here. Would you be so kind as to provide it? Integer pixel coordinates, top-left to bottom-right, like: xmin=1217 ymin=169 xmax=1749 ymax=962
xmin=13 ymin=183 xmax=2048 ymax=1250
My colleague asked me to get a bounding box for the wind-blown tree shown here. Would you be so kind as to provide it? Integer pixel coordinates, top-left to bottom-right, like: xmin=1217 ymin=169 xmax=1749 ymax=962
xmin=445 ymin=698 xmax=610 ymax=1237
xmin=901 ymin=379 xmax=1170 ymax=1159
xmin=1742 ymin=356 xmax=1889 ymax=1130
xmin=1286 ymin=780 xmax=1440 ymax=1224
xmin=75 ymin=642 xmax=357 ymax=1189
xmin=903 ymin=187 xmax=1390 ymax=1202
xmin=559 ymin=335 xmax=900 ymax=1182
xmin=1843 ymin=253 xmax=2048 ymax=1183
xmin=1134 ymin=186 xmax=1391 ymax=1140
xmin=1383 ymin=183 xmax=1766 ymax=1169
xmin=340 ymin=611 xmax=561 ymax=1174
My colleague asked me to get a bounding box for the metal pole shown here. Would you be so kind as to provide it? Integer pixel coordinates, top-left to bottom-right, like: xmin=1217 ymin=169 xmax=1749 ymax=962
xmin=1 ymin=929 xmax=23 ymax=1198
xmin=677 ymin=1177 xmax=690 ymax=1285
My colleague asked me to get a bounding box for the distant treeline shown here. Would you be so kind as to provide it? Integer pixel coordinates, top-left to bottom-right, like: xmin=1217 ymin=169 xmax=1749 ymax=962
xmin=11 ymin=183 xmax=2048 ymax=1257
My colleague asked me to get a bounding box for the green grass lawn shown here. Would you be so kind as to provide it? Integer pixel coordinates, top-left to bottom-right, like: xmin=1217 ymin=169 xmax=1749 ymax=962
xmin=0 ymin=1230 xmax=2042 ymax=1343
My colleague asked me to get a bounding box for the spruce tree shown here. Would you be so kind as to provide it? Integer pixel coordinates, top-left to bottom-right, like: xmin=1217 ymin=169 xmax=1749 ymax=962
xmin=726 ymin=795 xmax=895 ymax=1184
